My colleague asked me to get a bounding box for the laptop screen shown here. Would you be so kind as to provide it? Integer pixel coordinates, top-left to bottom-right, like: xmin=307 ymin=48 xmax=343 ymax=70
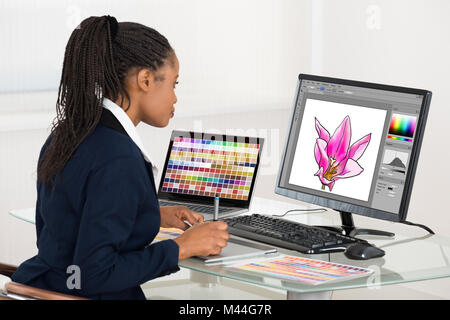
xmin=158 ymin=131 xmax=264 ymax=207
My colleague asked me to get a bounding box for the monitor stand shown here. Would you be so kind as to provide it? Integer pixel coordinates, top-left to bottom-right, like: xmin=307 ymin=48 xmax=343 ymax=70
xmin=316 ymin=211 xmax=395 ymax=238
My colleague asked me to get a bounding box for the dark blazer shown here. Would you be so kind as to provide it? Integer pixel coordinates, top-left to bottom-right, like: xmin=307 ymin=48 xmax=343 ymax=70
xmin=12 ymin=109 xmax=179 ymax=300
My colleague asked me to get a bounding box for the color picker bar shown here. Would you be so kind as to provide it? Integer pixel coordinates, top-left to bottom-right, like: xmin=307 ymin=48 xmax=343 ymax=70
xmin=387 ymin=135 xmax=413 ymax=142
xmin=161 ymin=137 xmax=260 ymax=200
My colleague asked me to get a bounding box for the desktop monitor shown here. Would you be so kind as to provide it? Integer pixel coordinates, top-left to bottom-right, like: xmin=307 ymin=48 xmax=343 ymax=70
xmin=275 ymin=74 xmax=432 ymax=236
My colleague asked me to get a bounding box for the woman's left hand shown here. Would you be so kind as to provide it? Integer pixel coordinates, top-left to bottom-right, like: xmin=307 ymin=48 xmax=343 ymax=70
xmin=160 ymin=206 xmax=204 ymax=230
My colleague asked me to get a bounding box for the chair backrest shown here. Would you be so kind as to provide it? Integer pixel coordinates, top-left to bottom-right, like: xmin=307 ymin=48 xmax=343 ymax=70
xmin=0 ymin=263 xmax=17 ymax=278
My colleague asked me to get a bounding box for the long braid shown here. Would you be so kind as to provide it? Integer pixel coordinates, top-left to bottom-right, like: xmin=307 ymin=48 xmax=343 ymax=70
xmin=38 ymin=16 xmax=173 ymax=191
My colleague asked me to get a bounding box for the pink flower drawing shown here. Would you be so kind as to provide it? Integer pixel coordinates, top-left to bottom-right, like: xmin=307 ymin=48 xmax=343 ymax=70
xmin=314 ymin=116 xmax=371 ymax=191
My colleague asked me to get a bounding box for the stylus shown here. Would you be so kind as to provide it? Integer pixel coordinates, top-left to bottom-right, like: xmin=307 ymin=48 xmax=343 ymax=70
xmin=214 ymin=194 xmax=220 ymax=221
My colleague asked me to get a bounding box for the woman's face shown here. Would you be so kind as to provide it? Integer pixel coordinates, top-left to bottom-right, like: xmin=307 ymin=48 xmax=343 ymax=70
xmin=126 ymin=53 xmax=180 ymax=127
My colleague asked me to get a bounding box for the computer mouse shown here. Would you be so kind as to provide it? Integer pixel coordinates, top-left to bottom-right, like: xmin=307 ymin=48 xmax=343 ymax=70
xmin=344 ymin=242 xmax=385 ymax=260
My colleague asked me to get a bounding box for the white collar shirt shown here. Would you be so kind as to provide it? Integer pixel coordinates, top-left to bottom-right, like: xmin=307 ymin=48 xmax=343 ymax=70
xmin=102 ymin=97 xmax=159 ymax=178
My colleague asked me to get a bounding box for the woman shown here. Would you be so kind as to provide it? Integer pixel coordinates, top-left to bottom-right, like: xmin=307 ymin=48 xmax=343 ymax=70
xmin=11 ymin=15 xmax=229 ymax=300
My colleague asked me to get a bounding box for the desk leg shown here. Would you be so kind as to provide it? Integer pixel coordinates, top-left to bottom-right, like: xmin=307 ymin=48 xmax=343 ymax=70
xmin=286 ymin=290 xmax=332 ymax=300
xmin=189 ymin=270 xmax=220 ymax=288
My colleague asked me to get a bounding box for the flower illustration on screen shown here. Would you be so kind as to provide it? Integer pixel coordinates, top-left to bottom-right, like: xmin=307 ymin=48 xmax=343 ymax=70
xmin=314 ymin=116 xmax=371 ymax=191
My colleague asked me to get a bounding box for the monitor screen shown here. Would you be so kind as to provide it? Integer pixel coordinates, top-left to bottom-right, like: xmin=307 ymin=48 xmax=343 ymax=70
xmin=161 ymin=136 xmax=260 ymax=200
xmin=276 ymin=74 xmax=432 ymax=222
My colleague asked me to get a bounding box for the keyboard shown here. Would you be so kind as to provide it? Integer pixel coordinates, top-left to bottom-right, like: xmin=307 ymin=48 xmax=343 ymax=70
xmin=159 ymin=200 xmax=235 ymax=215
xmin=223 ymin=214 xmax=365 ymax=254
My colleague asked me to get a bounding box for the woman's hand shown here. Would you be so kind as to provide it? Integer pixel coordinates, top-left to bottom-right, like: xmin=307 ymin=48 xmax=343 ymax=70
xmin=174 ymin=221 xmax=229 ymax=260
xmin=160 ymin=206 xmax=204 ymax=230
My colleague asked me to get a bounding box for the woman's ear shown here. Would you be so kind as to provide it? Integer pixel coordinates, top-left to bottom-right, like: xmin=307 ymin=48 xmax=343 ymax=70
xmin=136 ymin=68 xmax=153 ymax=92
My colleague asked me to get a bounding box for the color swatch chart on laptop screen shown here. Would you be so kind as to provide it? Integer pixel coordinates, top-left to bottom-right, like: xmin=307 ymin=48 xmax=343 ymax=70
xmin=161 ymin=137 xmax=260 ymax=200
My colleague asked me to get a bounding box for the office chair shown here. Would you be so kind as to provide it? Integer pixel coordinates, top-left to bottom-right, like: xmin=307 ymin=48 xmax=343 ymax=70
xmin=0 ymin=262 xmax=86 ymax=300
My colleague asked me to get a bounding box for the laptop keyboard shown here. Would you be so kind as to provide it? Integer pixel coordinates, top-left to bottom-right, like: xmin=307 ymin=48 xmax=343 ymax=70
xmin=159 ymin=200 xmax=235 ymax=214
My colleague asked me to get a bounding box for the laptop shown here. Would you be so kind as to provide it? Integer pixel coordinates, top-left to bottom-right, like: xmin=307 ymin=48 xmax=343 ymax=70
xmin=158 ymin=130 xmax=264 ymax=220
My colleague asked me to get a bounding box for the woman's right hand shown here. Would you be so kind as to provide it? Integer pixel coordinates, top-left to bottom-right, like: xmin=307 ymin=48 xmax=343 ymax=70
xmin=173 ymin=221 xmax=229 ymax=260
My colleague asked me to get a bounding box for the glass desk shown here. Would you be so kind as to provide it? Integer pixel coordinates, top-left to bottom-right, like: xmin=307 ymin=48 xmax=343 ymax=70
xmin=9 ymin=197 xmax=450 ymax=299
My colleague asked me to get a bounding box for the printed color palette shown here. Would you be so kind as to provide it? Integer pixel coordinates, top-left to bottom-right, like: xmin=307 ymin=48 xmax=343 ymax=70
xmin=388 ymin=114 xmax=417 ymax=138
xmin=161 ymin=137 xmax=260 ymax=200
xmin=153 ymin=228 xmax=183 ymax=243
xmin=230 ymin=255 xmax=373 ymax=286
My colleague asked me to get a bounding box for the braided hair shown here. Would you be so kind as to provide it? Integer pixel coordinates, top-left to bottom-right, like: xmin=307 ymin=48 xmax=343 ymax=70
xmin=37 ymin=15 xmax=174 ymax=191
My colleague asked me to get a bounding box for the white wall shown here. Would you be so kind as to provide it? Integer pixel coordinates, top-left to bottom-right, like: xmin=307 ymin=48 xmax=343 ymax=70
xmin=1 ymin=0 xmax=450 ymax=299
xmin=0 ymin=0 xmax=310 ymax=114
xmin=313 ymin=0 xmax=450 ymax=235
xmin=312 ymin=1 xmax=450 ymax=298
xmin=0 ymin=0 xmax=311 ymax=262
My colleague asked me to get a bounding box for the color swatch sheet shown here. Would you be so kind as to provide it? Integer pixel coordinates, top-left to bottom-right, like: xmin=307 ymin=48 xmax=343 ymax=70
xmin=229 ymin=255 xmax=373 ymax=286
xmin=152 ymin=227 xmax=183 ymax=243
xmin=161 ymin=137 xmax=260 ymax=200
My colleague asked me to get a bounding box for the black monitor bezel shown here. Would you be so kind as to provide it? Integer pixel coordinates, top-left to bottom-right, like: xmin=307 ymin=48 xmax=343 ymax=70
xmin=275 ymin=74 xmax=432 ymax=222
xmin=158 ymin=130 xmax=264 ymax=208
